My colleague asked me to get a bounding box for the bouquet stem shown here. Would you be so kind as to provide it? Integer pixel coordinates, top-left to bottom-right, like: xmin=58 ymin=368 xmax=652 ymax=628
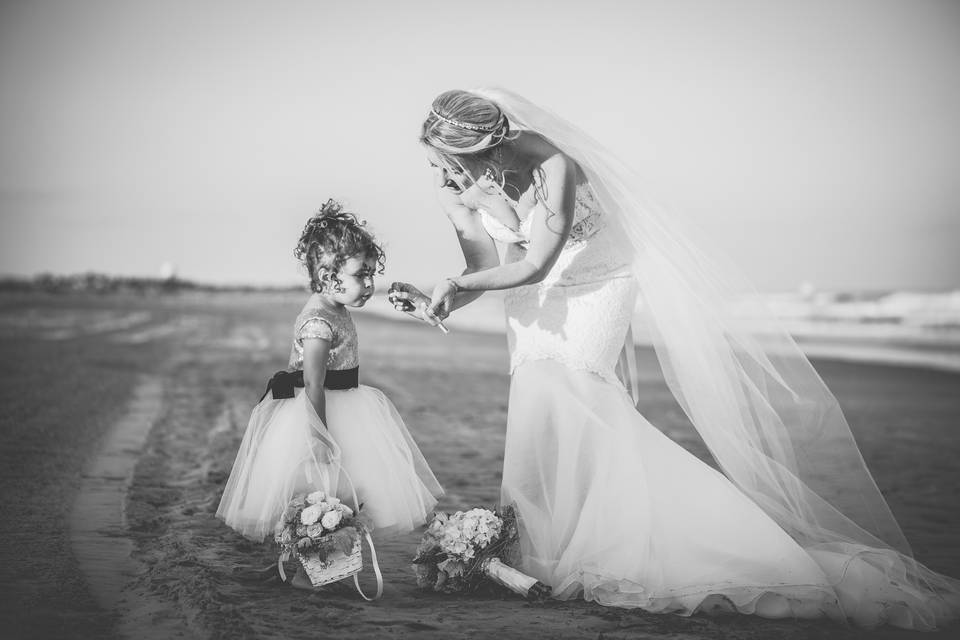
xmin=481 ymin=558 xmax=552 ymax=600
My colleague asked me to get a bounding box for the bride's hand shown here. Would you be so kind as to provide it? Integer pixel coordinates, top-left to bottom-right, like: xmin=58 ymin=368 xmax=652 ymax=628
xmin=388 ymin=282 xmax=443 ymax=326
xmin=428 ymin=279 xmax=457 ymax=321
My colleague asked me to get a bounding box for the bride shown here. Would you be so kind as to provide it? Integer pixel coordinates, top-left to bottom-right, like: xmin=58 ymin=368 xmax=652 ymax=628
xmin=390 ymin=88 xmax=960 ymax=630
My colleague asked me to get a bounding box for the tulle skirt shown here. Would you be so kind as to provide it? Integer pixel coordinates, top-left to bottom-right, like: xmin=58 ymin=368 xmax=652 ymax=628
xmin=217 ymin=385 xmax=442 ymax=541
xmin=501 ymin=359 xmax=960 ymax=629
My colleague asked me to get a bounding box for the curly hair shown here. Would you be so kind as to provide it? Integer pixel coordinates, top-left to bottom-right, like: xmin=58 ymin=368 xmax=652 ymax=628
xmin=294 ymin=199 xmax=386 ymax=294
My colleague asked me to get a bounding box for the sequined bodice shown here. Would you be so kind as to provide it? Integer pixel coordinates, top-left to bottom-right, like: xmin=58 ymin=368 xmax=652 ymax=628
xmin=288 ymin=299 xmax=359 ymax=371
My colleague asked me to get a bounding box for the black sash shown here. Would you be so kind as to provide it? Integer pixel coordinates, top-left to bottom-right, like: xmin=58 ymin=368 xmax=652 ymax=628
xmin=259 ymin=367 xmax=359 ymax=401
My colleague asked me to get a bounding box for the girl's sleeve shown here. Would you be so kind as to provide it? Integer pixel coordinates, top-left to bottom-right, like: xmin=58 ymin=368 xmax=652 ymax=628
xmin=297 ymin=316 xmax=334 ymax=343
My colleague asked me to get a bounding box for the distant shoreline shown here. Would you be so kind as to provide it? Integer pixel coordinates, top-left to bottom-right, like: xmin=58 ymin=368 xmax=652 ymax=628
xmin=0 ymin=273 xmax=305 ymax=295
xmin=3 ymin=280 xmax=958 ymax=374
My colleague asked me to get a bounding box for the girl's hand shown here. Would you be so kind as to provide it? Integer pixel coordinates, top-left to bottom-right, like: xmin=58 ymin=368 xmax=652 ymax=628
xmin=388 ymin=282 xmax=444 ymax=325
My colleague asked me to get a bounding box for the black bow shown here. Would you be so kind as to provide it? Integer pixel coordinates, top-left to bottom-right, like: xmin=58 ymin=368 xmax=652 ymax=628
xmin=260 ymin=370 xmax=304 ymax=402
xmin=258 ymin=367 xmax=360 ymax=402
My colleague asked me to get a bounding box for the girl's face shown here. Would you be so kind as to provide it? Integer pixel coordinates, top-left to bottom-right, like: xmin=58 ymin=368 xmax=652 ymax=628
xmin=325 ymin=254 xmax=377 ymax=308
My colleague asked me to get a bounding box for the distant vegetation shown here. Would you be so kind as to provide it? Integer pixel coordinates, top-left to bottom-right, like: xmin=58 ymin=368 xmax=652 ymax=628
xmin=0 ymin=273 xmax=304 ymax=295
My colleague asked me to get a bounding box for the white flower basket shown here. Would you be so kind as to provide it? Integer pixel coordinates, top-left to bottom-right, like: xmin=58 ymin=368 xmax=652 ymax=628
xmin=298 ymin=533 xmax=362 ymax=587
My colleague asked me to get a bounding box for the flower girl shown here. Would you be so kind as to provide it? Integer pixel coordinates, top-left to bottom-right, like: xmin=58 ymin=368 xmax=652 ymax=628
xmin=217 ymin=200 xmax=443 ymax=546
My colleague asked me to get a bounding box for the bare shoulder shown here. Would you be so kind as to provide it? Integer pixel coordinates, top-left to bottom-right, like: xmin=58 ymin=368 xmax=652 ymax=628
xmin=539 ymin=150 xmax=574 ymax=177
xmin=533 ymin=151 xmax=576 ymax=197
xmin=519 ymin=132 xmax=576 ymax=183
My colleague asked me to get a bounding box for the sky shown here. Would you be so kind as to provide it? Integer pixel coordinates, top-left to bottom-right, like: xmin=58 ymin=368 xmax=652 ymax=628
xmin=1 ymin=0 xmax=959 ymax=292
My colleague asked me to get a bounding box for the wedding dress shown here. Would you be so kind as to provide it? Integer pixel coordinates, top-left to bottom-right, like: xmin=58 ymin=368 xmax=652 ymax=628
xmin=476 ymin=89 xmax=960 ymax=629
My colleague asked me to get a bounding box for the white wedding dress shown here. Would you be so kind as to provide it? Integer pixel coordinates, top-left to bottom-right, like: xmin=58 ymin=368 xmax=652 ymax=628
xmin=480 ymin=182 xmax=960 ymax=629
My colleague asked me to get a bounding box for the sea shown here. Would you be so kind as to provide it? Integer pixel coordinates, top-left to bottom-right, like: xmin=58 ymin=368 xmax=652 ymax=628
xmin=364 ymin=288 xmax=960 ymax=373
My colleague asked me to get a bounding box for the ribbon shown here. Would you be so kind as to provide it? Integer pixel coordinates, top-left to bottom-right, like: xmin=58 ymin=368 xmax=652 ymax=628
xmin=340 ymin=466 xmax=382 ymax=601
xmin=259 ymin=367 xmax=360 ymax=402
xmin=352 ymin=529 xmax=383 ymax=601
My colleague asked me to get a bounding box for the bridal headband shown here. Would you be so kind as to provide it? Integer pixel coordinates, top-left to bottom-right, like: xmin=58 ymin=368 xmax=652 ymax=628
xmin=430 ymin=107 xmax=504 ymax=133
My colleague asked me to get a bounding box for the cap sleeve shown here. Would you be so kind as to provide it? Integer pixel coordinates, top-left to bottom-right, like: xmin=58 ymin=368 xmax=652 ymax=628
xmin=297 ymin=316 xmax=334 ymax=343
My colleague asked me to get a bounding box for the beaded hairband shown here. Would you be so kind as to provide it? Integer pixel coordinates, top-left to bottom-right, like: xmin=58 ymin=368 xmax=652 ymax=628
xmin=431 ymin=108 xmax=504 ymax=133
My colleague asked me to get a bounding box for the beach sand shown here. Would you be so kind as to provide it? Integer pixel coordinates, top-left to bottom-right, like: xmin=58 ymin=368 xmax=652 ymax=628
xmin=1 ymin=290 xmax=958 ymax=639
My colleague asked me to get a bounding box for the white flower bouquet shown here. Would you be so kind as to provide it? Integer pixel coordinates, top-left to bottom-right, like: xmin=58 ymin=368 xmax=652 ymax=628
xmin=274 ymin=490 xmax=368 ymax=587
xmin=412 ymin=505 xmax=551 ymax=600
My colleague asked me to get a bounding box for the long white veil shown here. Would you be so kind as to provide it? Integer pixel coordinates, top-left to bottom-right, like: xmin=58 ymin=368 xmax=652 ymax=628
xmin=474 ymin=87 xmax=959 ymax=627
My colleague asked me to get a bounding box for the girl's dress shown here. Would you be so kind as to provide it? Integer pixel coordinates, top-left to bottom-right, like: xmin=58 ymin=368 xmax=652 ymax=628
xmin=479 ymin=183 xmax=960 ymax=630
xmin=217 ymin=299 xmax=443 ymax=541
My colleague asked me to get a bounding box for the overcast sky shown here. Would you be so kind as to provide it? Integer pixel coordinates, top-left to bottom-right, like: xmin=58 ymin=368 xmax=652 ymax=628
xmin=1 ymin=0 xmax=958 ymax=292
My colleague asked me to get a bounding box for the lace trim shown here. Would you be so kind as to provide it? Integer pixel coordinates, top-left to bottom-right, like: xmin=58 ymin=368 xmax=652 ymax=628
xmin=566 ymin=184 xmax=604 ymax=245
xmin=510 ymin=353 xmax=625 ymax=389
xmin=489 ymin=182 xmax=607 ymax=247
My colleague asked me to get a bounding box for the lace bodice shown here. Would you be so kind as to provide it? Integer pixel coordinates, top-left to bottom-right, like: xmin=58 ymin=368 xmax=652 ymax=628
xmin=488 ymin=181 xmax=636 ymax=384
xmin=478 ymin=182 xmax=605 ymax=248
xmin=288 ymin=298 xmax=359 ymax=371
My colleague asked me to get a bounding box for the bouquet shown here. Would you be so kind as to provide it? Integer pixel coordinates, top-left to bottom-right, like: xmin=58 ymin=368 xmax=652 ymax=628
xmin=412 ymin=505 xmax=551 ymax=600
xmin=274 ymin=490 xmax=368 ymax=587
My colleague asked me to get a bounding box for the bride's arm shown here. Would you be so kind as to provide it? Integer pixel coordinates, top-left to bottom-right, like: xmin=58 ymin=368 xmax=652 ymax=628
xmin=429 ymin=153 xmax=576 ymax=312
xmin=388 ymin=185 xmax=500 ymax=321
xmin=442 ymin=191 xmax=501 ymax=313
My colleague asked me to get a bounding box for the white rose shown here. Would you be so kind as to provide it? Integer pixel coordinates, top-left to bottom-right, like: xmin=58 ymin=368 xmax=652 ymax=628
xmin=300 ymin=505 xmax=322 ymax=525
xmin=306 ymin=490 xmax=326 ymax=505
xmin=306 ymin=523 xmax=325 ymax=538
xmin=326 ymin=496 xmax=341 ymax=507
xmin=337 ymin=503 xmax=353 ymax=517
xmin=321 ymin=509 xmax=343 ymax=531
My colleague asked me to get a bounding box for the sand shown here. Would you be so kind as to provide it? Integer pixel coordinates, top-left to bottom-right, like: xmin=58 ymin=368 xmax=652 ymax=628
xmin=1 ymin=290 xmax=958 ymax=639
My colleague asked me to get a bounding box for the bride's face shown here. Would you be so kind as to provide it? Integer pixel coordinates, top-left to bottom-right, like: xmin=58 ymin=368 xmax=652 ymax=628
xmin=425 ymin=147 xmax=478 ymax=193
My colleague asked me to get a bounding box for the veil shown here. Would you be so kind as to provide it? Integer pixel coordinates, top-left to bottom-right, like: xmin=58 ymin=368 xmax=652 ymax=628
xmin=473 ymin=87 xmax=959 ymax=625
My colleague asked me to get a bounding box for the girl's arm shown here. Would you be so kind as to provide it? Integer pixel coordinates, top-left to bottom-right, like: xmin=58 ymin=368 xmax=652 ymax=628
xmin=301 ymin=337 xmax=331 ymax=426
xmin=428 ymin=153 xmax=576 ymax=314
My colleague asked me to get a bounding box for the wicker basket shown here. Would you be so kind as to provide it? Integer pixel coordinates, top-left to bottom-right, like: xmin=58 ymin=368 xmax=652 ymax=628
xmin=297 ymin=529 xmax=363 ymax=587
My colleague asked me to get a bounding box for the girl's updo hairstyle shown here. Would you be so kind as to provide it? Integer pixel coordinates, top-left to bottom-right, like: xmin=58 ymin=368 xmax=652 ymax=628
xmin=420 ymin=90 xmax=515 ymax=186
xmin=294 ymin=199 xmax=385 ymax=294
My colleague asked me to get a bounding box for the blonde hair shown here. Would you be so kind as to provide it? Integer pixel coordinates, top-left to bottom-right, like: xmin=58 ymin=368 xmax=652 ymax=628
xmin=421 ymin=90 xmax=518 ymax=188
xmin=421 ymin=90 xmax=510 ymax=154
